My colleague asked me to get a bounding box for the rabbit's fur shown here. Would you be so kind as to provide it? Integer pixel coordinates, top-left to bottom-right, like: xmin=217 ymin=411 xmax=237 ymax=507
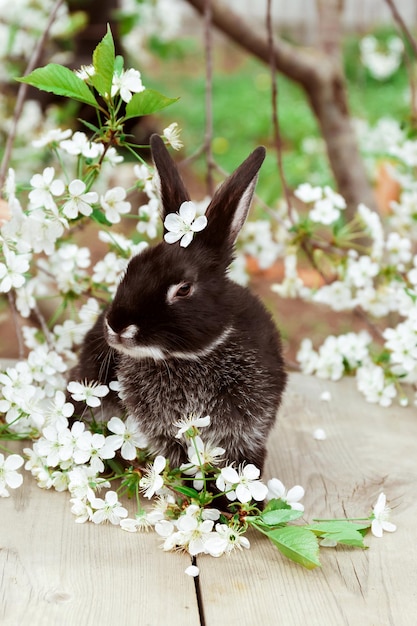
xmin=70 ymin=135 xmax=287 ymax=471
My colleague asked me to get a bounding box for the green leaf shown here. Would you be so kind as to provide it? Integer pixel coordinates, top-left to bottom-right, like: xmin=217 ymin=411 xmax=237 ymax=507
xmin=306 ymin=521 xmax=370 ymax=548
xmin=91 ymin=25 xmax=115 ymax=97
xmin=17 ymin=64 xmax=98 ymax=108
xmin=323 ymin=531 xmax=366 ymax=548
xmin=175 ymin=485 xmax=200 ymax=499
xmin=261 ymin=509 xmax=304 ymax=526
xmin=114 ymin=55 xmax=124 ymax=76
xmin=78 ymin=118 xmax=101 ymax=134
xmin=90 ymin=208 xmax=112 ymax=226
xmin=267 ymin=526 xmax=321 ymax=570
xmin=306 ymin=521 xmax=371 ymax=535
xmin=262 ymin=498 xmax=291 ymax=513
xmin=124 ymin=89 xmax=179 ymax=120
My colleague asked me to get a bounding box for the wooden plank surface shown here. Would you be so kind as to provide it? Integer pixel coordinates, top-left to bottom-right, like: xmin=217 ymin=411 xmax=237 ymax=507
xmin=198 ymin=373 xmax=417 ymax=626
xmin=2 ymin=372 xmax=417 ymax=626
xmin=1 ymin=458 xmax=200 ymax=626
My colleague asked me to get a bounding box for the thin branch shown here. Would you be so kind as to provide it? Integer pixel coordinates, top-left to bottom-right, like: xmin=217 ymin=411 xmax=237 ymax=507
xmin=0 ymin=0 xmax=66 ymax=191
xmin=203 ymin=0 xmax=215 ymax=196
xmin=384 ymin=0 xmax=417 ymax=58
xmin=185 ymin=0 xmax=319 ymax=86
xmin=384 ymin=0 xmax=417 ymax=126
xmin=7 ymin=291 xmax=24 ymax=359
xmin=266 ymin=0 xmax=293 ymax=221
xmin=211 ymin=160 xmax=287 ymax=226
xmin=32 ymin=302 xmax=54 ymax=348
xmin=180 ymin=143 xmax=206 ymax=167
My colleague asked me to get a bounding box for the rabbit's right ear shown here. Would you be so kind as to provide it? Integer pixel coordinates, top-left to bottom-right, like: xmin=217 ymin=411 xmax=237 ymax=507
xmin=198 ymin=146 xmax=265 ymax=260
xmin=150 ymin=134 xmax=190 ymax=222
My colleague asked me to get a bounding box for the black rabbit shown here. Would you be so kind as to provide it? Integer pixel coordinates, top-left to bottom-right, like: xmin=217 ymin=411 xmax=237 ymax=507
xmin=69 ymin=135 xmax=287 ymax=471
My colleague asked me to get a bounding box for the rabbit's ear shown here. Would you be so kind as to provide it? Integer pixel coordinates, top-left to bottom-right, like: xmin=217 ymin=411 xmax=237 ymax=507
xmin=201 ymin=146 xmax=265 ymax=253
xmin=150 ymin=134 xmax=190 ymax=221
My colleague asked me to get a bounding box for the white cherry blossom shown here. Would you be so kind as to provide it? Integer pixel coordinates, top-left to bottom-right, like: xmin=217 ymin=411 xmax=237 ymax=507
xmin=100 ymin=186 xmax=131 ymax=224
xmin=0 ymin=245 xmax=30 ymax=292
xmin=106 ymin=415 xmax=148 ymax=460
xmin=137 ymin=197 xmax=160 ymax=239
xmin=164 ymin=201 xmax=208 ymax=248
xmin=111 ymin=68 xmax=145 ymax=103
xmin=62 ymin=180 xmax=98 ymax=219
xmin=140 ymin=455 xmax=166 ymax=499
xmin=294 ymin=183 xmax=322 ymax=203
xmin=266 ymin=478 xmax=305 ymax=511
xmin=356 ymin=364 xmax=397 ymax=407
xmin=90 ymin=490 xmax=128 ymax=525
xmin=204 ymin=523 xmax=250 ymax=557
xmin=216 ymin=463 xmax=268 ymax=503
xmin=29 ymin=167 xmax=65 ymax=211
xmin=60 ymin=131 xmax=102 ymax=159
xmin=32 ymin=127 xmax=72 ymax=148
xmin=74 ymin=64 xmax=95 ymax=81
xmin=174 ymin=414 xmax=211 ymax=439
xmin=0 ymin=453 xmax=24 ymax=497
xmin=74 ymin=431 xmax=118 ymax=473
xmin=162 ymin=122 xmax=183 ymax=150
xmin=371 ymin=493 xmax=397 ymax=537
xmin=67 ymin=380 xmax=109 ymax=408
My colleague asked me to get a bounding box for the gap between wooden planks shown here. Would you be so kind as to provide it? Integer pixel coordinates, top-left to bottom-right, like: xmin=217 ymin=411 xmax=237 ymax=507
xmin=2 ymin=372 xmax=417 ymax=626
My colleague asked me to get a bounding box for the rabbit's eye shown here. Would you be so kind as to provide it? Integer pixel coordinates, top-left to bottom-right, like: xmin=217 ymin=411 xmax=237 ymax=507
xmin=167 ymin=281 xmax=194 ymax=304
xmin=176 ymin=282 xmax=192 ymax=297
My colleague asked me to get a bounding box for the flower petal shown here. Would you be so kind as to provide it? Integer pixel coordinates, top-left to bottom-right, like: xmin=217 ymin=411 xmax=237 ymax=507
xmin=191 ymin=215 xmax=207 ymax=232
xmin=381 ymin=521 xmax=397 ymax=533
xmin=287 ymin=485 xmax=305 ymax=502
xmin=185 ymin=565 xmax=200 ymax=577
xmin=153 ymin=455 xmax=167 ymax=474
xmin=179 ymin=201 xmax=196 ymax=224
xmin=267 ymin=478 xmax=285 ymax=499
xmin=155 ymin=520 xmax=174 ymax=538
xmin=221 ymin=466 xmax=240 ymax=484
xmin=121 ymin=441 xmax=137 ymax=461
xmin=164 ymin=231 xmax=183 ymax=244
xmin=5 ymin=454 xmax=24 ymax=471
xmin=373 ymin=492 xmax=386 ymax=517
xmin=107 ymin=416 xmax=125 ymax=435
xmin=242 ymin=464 xmax=260 ymax=480
xmin=105 ymin=490 xmax=118 ymax=506
xmin=249 ymin=481 xmax=268 ymax=502
xmin=371 ymin=519 xmax=383 ymax=538
xmin=236 ymin=484 xmax=252 ymax=503
xmin=68 ymin=179 xmax=86 ymax=196
xmin=164 ymin=213 xmax=183 ymax=232
xmin=196 ymin=415 xmax=211 ymax=428
xmin=180 ymin=232 xmax=194 ymax=248
xmin=5 ymin=472 xmax=23 ymax=489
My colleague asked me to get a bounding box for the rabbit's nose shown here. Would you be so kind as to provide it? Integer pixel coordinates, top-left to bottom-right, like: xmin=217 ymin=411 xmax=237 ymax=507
xmin=119 ymin=325 xmax=138 ymax=343
xmin=105 ymin=319 xmax=138 ymax=346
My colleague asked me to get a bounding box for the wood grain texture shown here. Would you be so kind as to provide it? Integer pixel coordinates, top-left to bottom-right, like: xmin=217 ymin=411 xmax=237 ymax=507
xmin=197 ymin=373 xmax=417 ymax=626
xmin=1 ymin=372 xmax=417 ymax=626
xmin=1 ymin=465 xmax=199 ymax=626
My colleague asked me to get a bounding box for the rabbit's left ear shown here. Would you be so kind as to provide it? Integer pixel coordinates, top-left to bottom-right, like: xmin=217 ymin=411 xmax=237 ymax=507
xmin=150 ymin=134 xmax=190 ymax=221
xmin=201 ymin=146 xmax=265 ymax=252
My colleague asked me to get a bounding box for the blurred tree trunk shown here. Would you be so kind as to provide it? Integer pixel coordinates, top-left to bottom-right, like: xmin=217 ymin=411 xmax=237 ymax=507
xmin=185 ymin=0 xmax=377 ymax=219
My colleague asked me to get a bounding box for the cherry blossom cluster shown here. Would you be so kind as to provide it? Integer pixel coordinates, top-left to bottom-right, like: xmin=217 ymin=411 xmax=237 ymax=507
xmin=0 ymin=0 xmax=72 ymax=69
xmin=0 ymin=383 xmax=396 ymax=571
xmin=360 ymin=35 xmax=404 ymax=81
xmin=270 ymin=136 xmax=417 ymax=408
